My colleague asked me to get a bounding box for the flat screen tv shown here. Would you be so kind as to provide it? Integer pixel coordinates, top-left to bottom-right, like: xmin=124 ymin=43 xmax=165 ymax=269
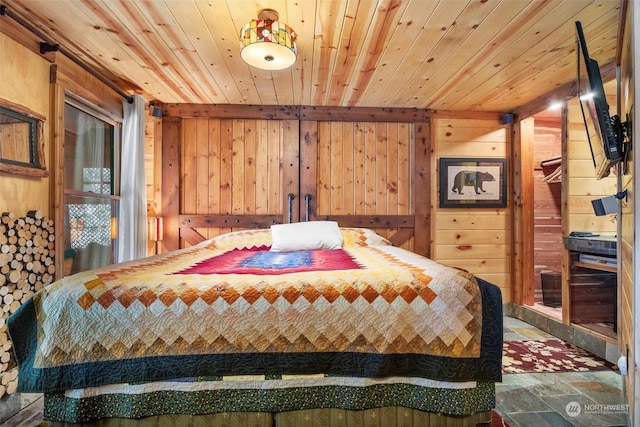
xmin=575 ymin=21 xmax=620 ymax=179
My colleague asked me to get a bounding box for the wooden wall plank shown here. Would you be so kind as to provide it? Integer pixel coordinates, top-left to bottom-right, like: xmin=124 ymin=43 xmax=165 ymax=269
xmin=399 ymin=122 xmax=411 ymax=212
xmin=231 ymin=120 xmax=245 ymax=219
xmin=195 ymin=119 xmax=210 ymax=240
xmin=515 ymin=118 xmax=534 ymax=305
xmin=300 ymin=121 xmax=318 ymax=220
xmin=439 ymin=145 xmax=508 ymax=158
xmin=387 ymin=123 xmax=399 ymax=216
xmin=255 ymin=120 xmax=269 ymax=215
xmin=376 ymin=123 xmax=388 ymax=213
xmin=435 ymin=125 xmax=506 ymax=143
xmin=281 ymin=120 xmax=300 ymax=223
xmin=414 ymin=121 xmax=429 ymax=257
xmin=180 ymin=119 xmax=196 ymax=247
xmin=342 ymin=122 xmax=355 ymax=215
xmin=179 ymin=215 xmax=281 ymax=229
xmin=266 ymin=120 xmax=280 ymax=215
xmin=164 ymin=104 xmax=432 ymax=123
xmin=207 ymin=120 xmax=221 ymax=231
xmin=161 ymin=116 xmax=181 ymax=252
xmin=317 ymin=122 xmax=331 ymax=216
xmin=364 ymin=123 xmax=376 ymax=214
xmin=437 ymin=244 xmax=512 ymax=260
xmin=244 ymin=119 xmax=257 ymax=216
xmin=435 ymin=212 xmax=511 ymax=230
xmin=435 ymin=229 xmax=509 ymax=245
xmin=52 ymin=84 xmax=65 ymax=280
xmin=219 ymin=119 xmax=233 ymax=235
xmin=354 ymin=123 xmax=366 ymax=215
xmin=331 ymin=122 xmax=343 ymax=214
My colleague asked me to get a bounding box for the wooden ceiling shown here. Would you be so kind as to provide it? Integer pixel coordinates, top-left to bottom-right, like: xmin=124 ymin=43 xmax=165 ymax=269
xmin=0 ymin=0 xmax=621 ymax=112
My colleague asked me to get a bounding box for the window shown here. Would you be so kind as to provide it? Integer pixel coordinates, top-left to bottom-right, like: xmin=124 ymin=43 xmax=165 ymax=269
xmin=63 ymin=99 xmax=120 ymax=275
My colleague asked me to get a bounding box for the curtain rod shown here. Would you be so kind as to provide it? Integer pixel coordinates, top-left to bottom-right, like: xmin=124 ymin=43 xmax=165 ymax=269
xmin=1 ymin=4 xmax=134 ymax=104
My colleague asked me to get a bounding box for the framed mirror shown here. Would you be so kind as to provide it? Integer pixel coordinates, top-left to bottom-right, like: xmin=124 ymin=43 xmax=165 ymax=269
xmin=0 ymin=99 xmax=48 ymax=177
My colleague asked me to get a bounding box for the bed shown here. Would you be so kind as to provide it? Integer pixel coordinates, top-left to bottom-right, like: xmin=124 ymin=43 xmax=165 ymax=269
xmin=7 ymin=224 xmax=503 ymax=426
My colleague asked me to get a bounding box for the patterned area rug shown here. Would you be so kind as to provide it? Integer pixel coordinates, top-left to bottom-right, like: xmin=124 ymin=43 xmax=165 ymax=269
xmin=492 ymin=410 xmax=510 ymax=427
xmin=502 ymin=339 xmax=615 ymax=374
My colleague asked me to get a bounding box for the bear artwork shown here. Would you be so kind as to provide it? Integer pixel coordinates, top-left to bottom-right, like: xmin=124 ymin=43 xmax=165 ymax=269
xmin=451 ymin=170 xmax=496 ymax=195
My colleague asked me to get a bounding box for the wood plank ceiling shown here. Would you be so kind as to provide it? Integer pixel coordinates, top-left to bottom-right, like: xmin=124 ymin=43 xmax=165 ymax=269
xmin=0 ymin=0 xmax=621 ymax=112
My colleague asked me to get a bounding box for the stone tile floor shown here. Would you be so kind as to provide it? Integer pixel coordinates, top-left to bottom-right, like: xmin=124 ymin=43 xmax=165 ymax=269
xmin=498 ymin=316 xmax=629 ymax=427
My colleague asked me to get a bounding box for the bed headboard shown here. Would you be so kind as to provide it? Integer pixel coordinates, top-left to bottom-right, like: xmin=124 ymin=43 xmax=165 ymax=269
xmin=159 ymin=106 xmax=431 ymax=257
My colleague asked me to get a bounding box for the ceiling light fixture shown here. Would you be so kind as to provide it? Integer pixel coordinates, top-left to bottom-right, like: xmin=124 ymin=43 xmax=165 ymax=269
xmin=239 ymin=9 xmax=297 ymax=71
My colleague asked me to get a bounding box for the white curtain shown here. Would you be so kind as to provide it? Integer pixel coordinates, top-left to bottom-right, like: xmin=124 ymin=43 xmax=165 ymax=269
xmin=118 ymin=94 xmax=147 ymax=262
xmin=70 ymin=109 xmax=110 ymax=273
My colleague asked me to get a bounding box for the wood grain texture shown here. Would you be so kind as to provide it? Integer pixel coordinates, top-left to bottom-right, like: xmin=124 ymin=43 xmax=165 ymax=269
xmin=158 ymin=107 xmax=435 ymax=255
xmin=532 ymin=117 xmax=563 ymax=303
xmin=0 ymin=33 xmax=51 ymax=213
xmin=617 ymin=2 xmax=634 ymax=415
xmin=433 ymin=118 xmax=511 ymax=298
xmin=167 ymin=117 xmax=297 ymax=244
xmin=0 ymin=0 xmax=621 ymax=113
xmin=312 ymin=121 xmax=415 ymax=250
xmin=0 ymin=211 xmax=55 ymax=398
xmin=566 ymin=98 xmax=618 ymax=235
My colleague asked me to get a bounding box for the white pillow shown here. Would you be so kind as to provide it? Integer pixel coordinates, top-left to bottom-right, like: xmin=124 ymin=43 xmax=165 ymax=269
xmin=270 ymin=221 xmax=343 ymax=252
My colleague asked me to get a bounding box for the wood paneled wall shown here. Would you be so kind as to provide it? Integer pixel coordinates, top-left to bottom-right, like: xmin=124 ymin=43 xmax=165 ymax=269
xmin=431 ymin=118 xmax=511 ymax=299
xmin=618 ymin=1 xmax=635 ymax=418
xmin=566 ymin=98 xmax=618 ymax=233
xmin=0 ymin=33 xmax=50 ymax=215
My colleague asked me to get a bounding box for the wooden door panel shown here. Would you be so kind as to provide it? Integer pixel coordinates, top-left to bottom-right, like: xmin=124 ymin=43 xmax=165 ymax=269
xmin=306 ymin=121 xmax=415 ymax=250
xmin=177 ymin=118 xmax=299 ymax=248
xmin=163 ymin=112 xmax=429 ymax=256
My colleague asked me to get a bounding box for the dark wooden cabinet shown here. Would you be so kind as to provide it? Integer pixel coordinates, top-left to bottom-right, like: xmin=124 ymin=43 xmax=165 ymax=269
xmin=564 ymin=236 xmax=617 ymax=337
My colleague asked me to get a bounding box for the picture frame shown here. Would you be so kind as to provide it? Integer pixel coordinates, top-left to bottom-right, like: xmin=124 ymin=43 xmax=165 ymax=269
xmin=439 ymin=157 xmax=507 ymax=208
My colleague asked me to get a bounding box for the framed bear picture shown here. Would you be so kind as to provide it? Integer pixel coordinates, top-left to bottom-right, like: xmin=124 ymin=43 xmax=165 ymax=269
xmin=439 ymin=157 xmax=507 ymax=208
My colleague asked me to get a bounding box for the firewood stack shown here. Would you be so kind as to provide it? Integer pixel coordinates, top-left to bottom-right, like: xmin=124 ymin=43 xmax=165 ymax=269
xmin=0 ymin=210 xmax=55 ymax=398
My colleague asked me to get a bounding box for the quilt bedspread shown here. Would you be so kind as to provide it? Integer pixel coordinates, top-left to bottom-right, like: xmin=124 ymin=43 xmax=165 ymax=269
xmin=8 ymin=228 xmax=502 ymax=393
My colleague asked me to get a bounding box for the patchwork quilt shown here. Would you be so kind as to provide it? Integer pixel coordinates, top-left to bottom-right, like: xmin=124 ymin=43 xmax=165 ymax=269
xmin=8 ymin=228 xmax=502 ymax=394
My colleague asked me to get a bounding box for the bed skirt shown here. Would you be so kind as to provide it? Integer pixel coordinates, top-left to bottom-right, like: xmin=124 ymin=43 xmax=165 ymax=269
xmin=42 ymin=379 xmax=495 ymax=425
xmin=45 ymin=407 xmax=493 ymax=427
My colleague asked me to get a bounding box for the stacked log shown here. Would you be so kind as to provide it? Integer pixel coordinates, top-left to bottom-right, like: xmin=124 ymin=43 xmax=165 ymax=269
xmin=0 ymin=210 xmax=55 ymax=398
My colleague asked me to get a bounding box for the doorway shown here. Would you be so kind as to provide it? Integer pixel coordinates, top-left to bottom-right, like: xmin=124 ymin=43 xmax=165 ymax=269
xmin=531 ymin=109 xmax=563 ymax=320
